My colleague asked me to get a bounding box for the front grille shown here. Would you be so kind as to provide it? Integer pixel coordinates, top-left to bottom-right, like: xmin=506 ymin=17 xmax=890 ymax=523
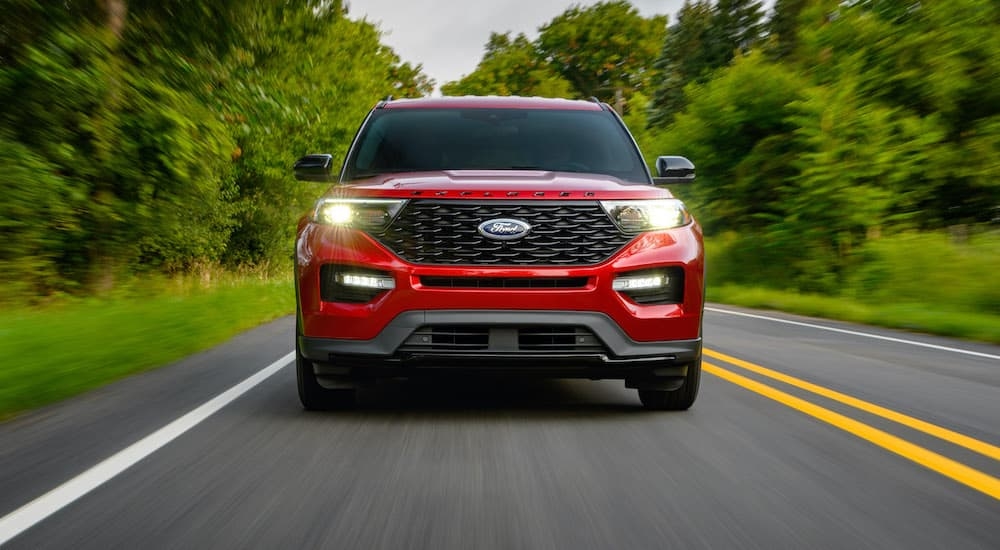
xmin=376 ymin=200 xmax=632 ymax=265
xmin=419 ymin=276 xmax=589 ymax=289
xmin=398 ymin=325 xmax=605 ymax=354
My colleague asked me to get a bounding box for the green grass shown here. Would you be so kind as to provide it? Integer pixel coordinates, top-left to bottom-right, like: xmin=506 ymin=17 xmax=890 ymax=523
xmin=0 ymin=275 xmax=294 ymax=421
xmin=3 ymin=245 xmax=998 ymax=422
xmin=709 ymin=283 xmax=1000 ymax=344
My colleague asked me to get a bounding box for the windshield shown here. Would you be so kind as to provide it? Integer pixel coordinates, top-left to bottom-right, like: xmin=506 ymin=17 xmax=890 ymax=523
xmin=343 ymin=108 xmax=650 ymax=183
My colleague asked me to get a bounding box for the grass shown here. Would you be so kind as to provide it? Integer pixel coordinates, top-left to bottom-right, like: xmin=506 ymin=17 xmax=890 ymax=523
xmin=3 ymin=246 xmax=998 ymax=422
xmin=0 ymin=274 xmax=294 ymax=421
xmin=709 ymin=283 xmax=1000 ymax=345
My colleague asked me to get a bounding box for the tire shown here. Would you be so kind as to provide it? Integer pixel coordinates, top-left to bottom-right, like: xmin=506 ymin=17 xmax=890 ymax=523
xmin=296 ymin=330 xmax=356 ymax=411
xmin=637 ymin=359 xmax=701 ymax=411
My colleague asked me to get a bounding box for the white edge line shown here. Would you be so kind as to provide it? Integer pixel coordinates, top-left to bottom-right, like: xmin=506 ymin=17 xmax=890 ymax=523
xmin=705 ymin=307 xmax=1000 ymax=361
xmin=0 ymin=351 xmax=295 ymax=546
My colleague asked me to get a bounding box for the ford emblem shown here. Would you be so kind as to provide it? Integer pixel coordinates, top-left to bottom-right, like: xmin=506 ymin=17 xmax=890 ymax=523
xmin=477 ymin=218 xmax=532 ymax=241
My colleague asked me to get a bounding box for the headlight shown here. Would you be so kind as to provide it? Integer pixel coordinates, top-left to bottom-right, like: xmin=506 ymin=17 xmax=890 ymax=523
xmin=313 ymin=198 xmax=407 ymax=231
xmin=600 ymin=199 xmax=690 ymax=233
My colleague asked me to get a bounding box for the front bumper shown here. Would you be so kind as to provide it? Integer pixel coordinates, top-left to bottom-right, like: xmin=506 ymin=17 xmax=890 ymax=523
xmin=297 ymin=224 xmax=705 ymax=344
xmin=299 ymin=309 xmax=702 ymax=380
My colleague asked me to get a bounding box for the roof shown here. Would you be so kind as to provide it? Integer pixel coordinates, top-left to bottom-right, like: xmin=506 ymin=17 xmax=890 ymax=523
xmin=380 ymin=96 xmax=605 ymax=111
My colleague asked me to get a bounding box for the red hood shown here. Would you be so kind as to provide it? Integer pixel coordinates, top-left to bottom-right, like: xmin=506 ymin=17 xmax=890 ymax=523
xmin=321 ymin=170 xmax=673 ymax=200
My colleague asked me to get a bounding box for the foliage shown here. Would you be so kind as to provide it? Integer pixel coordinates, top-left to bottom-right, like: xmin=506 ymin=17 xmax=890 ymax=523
xmin=648 ymin=1 xmax=715 ymax=127
xmin=3 ymin=0 xmax=999 ymax=321
xmin=441 ymin=32 xmax=573 ymax=98
xmin=218 ymin=8 xmax=410 ymax=266
xmin=537 ymin=1 xmax=667 ymax=102
xmin=649 ymin=0 xmax=765 ymax=125
xmin=652 ymin=0 xmax=1000 ymax=297
xmin=657 ymin=52 xmax=807 ymax=234
xmin=0 ymin=0 xmax=430 ymax=299
xmin=443 ymin=1 xmax=667 ymax=105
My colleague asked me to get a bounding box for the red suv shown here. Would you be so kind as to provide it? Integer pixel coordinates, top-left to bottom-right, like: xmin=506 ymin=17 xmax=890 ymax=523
xmin=293 ymin=96 xmax=704 ymax=410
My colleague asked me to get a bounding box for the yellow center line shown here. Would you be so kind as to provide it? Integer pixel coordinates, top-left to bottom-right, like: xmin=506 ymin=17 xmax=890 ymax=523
xmin=704 ymin=348 xmax=1000 ymax=463
xmin=703 ymin=361 xmax=1000 ymax=501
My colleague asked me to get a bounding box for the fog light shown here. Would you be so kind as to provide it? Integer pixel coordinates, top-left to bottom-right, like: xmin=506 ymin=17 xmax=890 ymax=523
xmin=336 ymin=273 xmax=396 ymax=290
xmin=613 ymin=274 xmax=666 ymax=291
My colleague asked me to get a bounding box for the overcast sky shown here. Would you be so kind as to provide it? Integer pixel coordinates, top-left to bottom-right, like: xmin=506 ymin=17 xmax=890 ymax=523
xmin=347 ymin=1 xmax=701 ymax=91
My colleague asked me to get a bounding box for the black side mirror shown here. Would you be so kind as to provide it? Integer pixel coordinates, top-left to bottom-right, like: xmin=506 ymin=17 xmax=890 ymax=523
xmin=653 ymin=156 xmax=695 ymax=185
xmin=294 ymin=154 xmax=335 ymax=182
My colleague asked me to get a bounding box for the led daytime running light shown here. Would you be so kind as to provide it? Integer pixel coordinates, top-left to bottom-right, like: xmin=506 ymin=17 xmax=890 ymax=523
xmin=336 ymin=273 xmax=396 ymax=290
xmin=612 ymin=274 xmax=667 ymax=291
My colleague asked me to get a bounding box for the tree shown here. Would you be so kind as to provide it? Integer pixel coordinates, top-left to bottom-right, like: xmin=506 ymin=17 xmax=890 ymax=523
xmin=705 ymin=0 xmax=765 ymax=67
xmin=441 ymin=32 xmax=572 ymax=97
xmin=536 ymin=1 xmax=667 ymax=102
xmin=648 ymin=0 xmax=765 ymax=127
xmin=656 ymin=51 xmax=807 ymax=235
xmin=220 ymin=9 xmax=427 ymax=266
xmin=795 ymin=0 xmax=1000 ymax=226
xmin=648 ymin=0 xmax=714 ymax=127
xmin=388 ymin=58 xmax=435 ymax=98
xmin=764 ymin=0 xmax=808 ymax=61
xmin=0 ymin=0 xmax=432 ymax=297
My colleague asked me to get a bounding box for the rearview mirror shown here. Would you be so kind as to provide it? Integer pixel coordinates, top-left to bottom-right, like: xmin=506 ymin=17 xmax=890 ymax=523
xmin=294 ymin=154 xmax=335 ymax=182
xmin=653 ymin=156 xmax=695 ymax=185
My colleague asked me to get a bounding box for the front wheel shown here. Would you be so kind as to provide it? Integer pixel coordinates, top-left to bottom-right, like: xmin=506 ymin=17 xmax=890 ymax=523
xmin=637 ymin=359 xmax=701 ymax=411
xmin=296 ymin=336 xmax=356 ymax=410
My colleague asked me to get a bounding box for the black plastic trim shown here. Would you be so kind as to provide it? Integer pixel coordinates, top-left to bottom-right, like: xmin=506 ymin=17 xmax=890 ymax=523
xmin=299 ymin=310 xmax=701 ymax=366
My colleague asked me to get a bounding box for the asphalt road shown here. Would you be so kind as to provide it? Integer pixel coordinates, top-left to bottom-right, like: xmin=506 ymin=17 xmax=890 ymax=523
xmin=1 ymin=305 xmax=999 ymax=549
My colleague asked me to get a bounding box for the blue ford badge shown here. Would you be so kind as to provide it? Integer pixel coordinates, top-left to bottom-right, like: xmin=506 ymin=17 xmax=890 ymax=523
xmin=478 ymin=218 xmax=532 ymax=241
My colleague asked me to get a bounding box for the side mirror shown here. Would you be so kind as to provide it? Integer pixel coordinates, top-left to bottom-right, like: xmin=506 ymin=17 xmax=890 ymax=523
xmin=294 ymin=154 xmax=335 ymax=182
xmin=653 ymin=155 xmax=695 ymax=185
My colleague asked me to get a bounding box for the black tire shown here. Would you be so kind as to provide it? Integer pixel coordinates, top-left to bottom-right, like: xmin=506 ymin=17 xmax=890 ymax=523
xmin=637 ymin=359 xmax=701 ymax=411
xmin=296 ymin=332 xmax=356 ymax=411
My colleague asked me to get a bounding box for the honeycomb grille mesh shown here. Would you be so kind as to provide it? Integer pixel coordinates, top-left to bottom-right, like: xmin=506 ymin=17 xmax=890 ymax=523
xmin=375 ymin=201 xmax=631 ymax=265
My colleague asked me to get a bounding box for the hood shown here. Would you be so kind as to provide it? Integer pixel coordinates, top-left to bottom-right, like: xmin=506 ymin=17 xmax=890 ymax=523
xmin=321 ymin=170 xmax=673 ymax=200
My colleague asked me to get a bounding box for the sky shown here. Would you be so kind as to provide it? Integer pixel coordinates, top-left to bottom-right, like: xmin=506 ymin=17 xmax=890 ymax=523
xmin=347 ymin=0 xmax=699 ymax=91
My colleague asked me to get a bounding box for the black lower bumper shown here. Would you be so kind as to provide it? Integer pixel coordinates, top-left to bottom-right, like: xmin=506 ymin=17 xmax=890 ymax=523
xmin=299 ymin=310 xmax=701 ymax=381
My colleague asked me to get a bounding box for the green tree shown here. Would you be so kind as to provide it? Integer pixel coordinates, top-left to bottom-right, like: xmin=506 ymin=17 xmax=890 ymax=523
xmin=388 ymin=58 xmax=435 ymax=98
xmin=656 ymin=52 xmax=807 ymax=235
xmin=0 ymin=0 xmax=431 ymax=296
xmin=764 ymin=0 xmax=808 ymax=61
xmin=705 ymin=0 xmax=765 ymax=67
xmin=649 ymin=0 xmax=765 ymax=127
xmin=648 ymin=0 xmax=714 ymax=127
xmin=796 ymin=0 xmax=1000 ymax=226
xmin=441 ymin=32 xmax=572 ymax=97
xmin=220 ymin=6 xmax=424 ymax=266
xmin=536 ymin=1 xmax=667 ymax=102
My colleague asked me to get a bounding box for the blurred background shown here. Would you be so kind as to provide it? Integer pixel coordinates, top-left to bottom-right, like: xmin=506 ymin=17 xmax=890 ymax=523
xmin=1 ymin=0 xmax=998 ymax=416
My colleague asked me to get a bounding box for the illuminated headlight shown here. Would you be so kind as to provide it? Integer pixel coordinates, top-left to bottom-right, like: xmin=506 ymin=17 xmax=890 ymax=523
xmin=600 ymin=199 xmax=689 ymax=233
xmin=612 ymin=274 xmax=666 ymax=291
xmin=313 ymin=198 xmax=407 ymax=230
xmin=336 ymin=273 xmax=396 ymax=290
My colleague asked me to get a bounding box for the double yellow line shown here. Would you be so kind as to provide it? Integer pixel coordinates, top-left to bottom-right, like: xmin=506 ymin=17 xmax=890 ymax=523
xmin=703 ymin=348 xmax=1000 ymax=501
